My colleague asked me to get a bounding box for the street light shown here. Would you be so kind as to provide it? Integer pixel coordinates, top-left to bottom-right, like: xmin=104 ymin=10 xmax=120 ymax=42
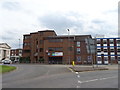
xmin=19 ymin=39 xmax=20 ymax=49
xmin=67 ymin=29 xmax=70 ymax=64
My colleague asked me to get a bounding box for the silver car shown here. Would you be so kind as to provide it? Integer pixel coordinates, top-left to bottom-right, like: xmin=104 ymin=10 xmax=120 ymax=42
xmin=2 ymin=59 xmax=12 ymax=64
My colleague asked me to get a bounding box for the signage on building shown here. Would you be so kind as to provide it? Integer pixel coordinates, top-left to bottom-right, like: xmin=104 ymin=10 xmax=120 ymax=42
xmin=52 ymin=52 xmax=63 ymax=56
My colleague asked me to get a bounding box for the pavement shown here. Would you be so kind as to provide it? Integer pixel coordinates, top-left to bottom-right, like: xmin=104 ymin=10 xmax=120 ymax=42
xmin=69 ymin=64 xmax=118 ymax=72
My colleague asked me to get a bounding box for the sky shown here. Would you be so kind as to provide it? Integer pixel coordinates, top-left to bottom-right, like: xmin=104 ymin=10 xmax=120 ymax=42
xmin=0 ymin=0 xmax=119 ymax=49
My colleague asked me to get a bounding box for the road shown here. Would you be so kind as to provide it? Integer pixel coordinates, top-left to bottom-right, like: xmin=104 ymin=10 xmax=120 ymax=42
xmin=2 ymin=64 xmax=118 ymax=88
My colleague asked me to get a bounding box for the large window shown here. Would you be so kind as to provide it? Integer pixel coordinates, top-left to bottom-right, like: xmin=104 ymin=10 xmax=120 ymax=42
xmin=77 ymin=48 xmax=80 ymax=54
xmin=77 ymin=42 xmax=80 ymax=47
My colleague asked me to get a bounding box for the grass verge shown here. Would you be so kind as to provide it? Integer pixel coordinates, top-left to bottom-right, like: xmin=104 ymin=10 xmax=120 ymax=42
xmin=0 ymin=65 xmax=16 ymax=74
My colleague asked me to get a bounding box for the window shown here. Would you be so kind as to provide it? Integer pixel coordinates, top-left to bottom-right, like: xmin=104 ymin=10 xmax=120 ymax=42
xmin=109 ymin=39 xmax=114 ymax=44
xmin=117 ymin=49 xmax=120 ymax=52
xmin=68 ymin=47 xmax=72 ymax=51
xmin=40 ymin=40 xmax=43 ymax=44
xmin=77 ymin=48 xmax=80 ymax=54
xmin=97 ymin=44 xmax=101 ymax=46
xmin=104 ymin=49 xmax=108 ymax=52
xmin=48 ymin=47 xmax=63 ymax=51
xmin=110 ymin=46 xmax=114 ymax=49
xmin=118 ymin=56 xmax=120 ymax=61
xmin=97 ymin=49 xmax=101 ymax=52
xmin=24 ymin=36 xmax=30 ymax=39
xmin=69 ymin=39 xmax=74 ymax=42
xmin=40 ymin=32 xmax=44 ymax=35
xmin=103 ymin=39 xmax=107 ymax=44
xmin=36 ymin=40 xmax=38 ymax=45
xmin=97 ymin=39 xmax=101 ymax=44
xmin=77 ymin=42 xmax=80 ymax=47
xmin=103 ymin=44 xmax=107 ymax=46
xmin=111 ymin=56 xmax=115 ymax=60
xmin=116 ymin=39 xmax=120 ymax=44
xmin=104 ymin=52 xmax=108 ymax=55
xmin=110 ymin=44 xmax=114 ymax=46
xmin=110 ymin=52 xmax=115 ymax=55
xmin=24 ymin=43 xmax=30 ymax=46
xmin=97 ymin=52 xmax=101 ymax=55
xmin=55 ymin=47 xmax=63 ymax=51
xmin=40 ymin=48 xmax=43 ymax=52
xmin=49 ymin=39 xmax=63 ymax=42
xmin=110 ymin=49 xmax=114 ymax=52
xmin=48 ymin=47 xmax=54 ymax=51
xmin=23 ymin=50 xmax=30 ymax=53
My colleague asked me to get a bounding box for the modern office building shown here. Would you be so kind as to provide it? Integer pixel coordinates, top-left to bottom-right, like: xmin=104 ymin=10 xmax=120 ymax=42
xmin=23 ymin=30 xmax=95 ymax=64
xmin=96 ymin=38 xmax=120 ymax=64
xmin=0 ymin=43 xmax=11 ymax=61
xmin=10 ymin=48 xmax=22 ymax=61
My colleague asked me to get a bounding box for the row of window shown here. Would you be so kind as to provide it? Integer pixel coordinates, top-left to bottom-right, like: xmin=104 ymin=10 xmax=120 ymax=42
xmin=97 ymin=47 xmax=120 ymax=49
xmin=97 ymin=44 xmax=119 ymax=46
xmin=31 ymin=47 xmax=81 ymax=54
xmin=97 ymin=39 xmax=120 ymax=44
xmin=97 ymin=52 xmax=119 ymax=55
xmin=97 ymin=49 xmax=120 ymax=52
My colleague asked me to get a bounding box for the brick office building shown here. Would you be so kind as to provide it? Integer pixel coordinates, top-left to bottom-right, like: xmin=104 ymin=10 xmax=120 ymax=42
xmin=10 ymin=49 xmax=22 ymax=61
xmin=96 ymin=38 xmax=120 ymax=64
xmin=23 ymin=30 xmax=94 ymax=64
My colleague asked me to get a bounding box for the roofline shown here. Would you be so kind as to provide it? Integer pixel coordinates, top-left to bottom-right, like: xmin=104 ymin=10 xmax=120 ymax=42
xmin=46 ymin=35 xmax=91 ymax=38
xmin=23 ymin=30 xmax=56 ymax=35
xmin=0 ymin=43 xmax=11 ymax=49
xmin=96 ymin=38 xmax=120 ymax=39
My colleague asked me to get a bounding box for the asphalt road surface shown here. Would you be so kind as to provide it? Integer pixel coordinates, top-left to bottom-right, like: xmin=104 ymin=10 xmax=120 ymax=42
xmin=2 ymin=64 xmax=118 ymax=88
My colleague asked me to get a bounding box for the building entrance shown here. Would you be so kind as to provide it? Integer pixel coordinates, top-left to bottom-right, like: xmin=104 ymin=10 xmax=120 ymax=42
xmin=49 ymin=57 xmax=63 ymax=64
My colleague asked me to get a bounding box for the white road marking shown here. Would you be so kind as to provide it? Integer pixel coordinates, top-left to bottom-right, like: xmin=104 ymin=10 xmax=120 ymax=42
xmin=76 ymin=86 xmax=80 ymax=88
xmin=76 ymin=72 xmax=79 ymax=74
xmin=77 ymin=75 xmax=80 ymax=78
xmin=81 ymin=79 xmax=98 ymax=83
xmin=78 ymin=80 xmax=82 ymax=83
xmin=79 ymin=76 xmax=117 ymax=84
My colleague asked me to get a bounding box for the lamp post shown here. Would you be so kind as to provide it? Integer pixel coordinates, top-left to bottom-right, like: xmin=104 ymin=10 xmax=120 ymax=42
xmin=67 ymin=29 xmax=70 ymax=64
xmin=19 ymin=39 xmax=20 ymax=49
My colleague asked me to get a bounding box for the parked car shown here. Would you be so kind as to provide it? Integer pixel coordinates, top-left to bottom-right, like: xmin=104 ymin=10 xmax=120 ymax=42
xmin=2 ymin=59 xmax=12 ymax=64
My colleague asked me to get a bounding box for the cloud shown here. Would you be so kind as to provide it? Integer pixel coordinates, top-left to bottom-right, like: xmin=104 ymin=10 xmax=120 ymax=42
xmin=1 ymin=1 xmax=21 ymax=11
xmin=39 ymin=12 xmax=84 ymax=34
xmin=92 ymin=20 xmax=105 ymax=24
xmin=0 ymin=0 xmax=118 ymax=48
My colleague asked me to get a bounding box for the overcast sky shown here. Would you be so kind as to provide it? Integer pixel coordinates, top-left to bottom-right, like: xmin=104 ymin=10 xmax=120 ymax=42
xmin=0 ymin=0 xmax=119 ymax=49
